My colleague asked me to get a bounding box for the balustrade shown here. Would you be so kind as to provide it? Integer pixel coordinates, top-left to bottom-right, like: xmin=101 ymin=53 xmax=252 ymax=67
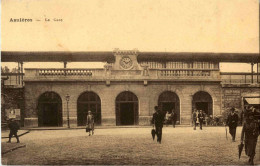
xmin=38 ymin=69 xmax=95 ymax=76
xmin=158 ymin=69 xmax=212 ymax=77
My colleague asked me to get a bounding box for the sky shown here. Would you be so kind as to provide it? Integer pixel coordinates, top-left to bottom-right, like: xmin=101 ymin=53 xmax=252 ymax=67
xmin=1 ymin=0 xmax=259 ymax=72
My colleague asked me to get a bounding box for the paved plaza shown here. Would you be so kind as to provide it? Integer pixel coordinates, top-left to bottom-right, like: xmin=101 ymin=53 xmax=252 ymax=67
xmin=1 ymin=127 xmax=260 ymax=165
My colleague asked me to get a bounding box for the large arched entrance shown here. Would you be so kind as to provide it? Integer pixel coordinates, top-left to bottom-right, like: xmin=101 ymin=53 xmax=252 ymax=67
xmin=38 ymin=92 xmax=62 ymax=127
xmin=77 ymin=91 xmax=101 ymax=126
xmin=158 ymin=91 xmax=180 ymax=122
xmin=116 ymin=91 xmax=138 ymax=125
xmin=192 ymin=91 xmax=213 ymax=116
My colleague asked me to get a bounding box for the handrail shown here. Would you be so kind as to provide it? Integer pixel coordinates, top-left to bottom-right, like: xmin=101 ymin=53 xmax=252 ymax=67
xmin=25 ymin=68 xmax=104 ymax=70
xmin=158 ymin=69 xmax=215 ymax=77
xmin=220 ymin=72 xmax=260 ymax=75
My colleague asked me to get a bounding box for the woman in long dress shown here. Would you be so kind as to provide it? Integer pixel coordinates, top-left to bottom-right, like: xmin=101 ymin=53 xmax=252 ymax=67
xmin=86 ymin=111 xmax=94 ymax=136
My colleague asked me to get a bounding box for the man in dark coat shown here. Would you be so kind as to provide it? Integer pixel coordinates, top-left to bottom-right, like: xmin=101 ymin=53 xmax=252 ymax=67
xmin=171 ymin=109 xmax=177 ymax=128
xmin=198 ymin=110 xmax=205 ymax=130
xmin=7 ymin=118 xmax=20 ymax=143
xmin=226 ymin=107 xmax=239 ymax=142
xmin=152 ymin=106 xmax=165 ymax=144
xmin=241 ymin=111 xmax=259 ymax=165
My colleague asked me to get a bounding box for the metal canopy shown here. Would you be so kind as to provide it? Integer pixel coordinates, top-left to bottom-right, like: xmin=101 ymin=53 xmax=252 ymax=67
xmin=1 ymin=51 xmax=115 ymax=63
xmin=244 ymin=98 xmax=260 ymax=105
xmin=1 ymin=51 xmax=259 ymax=63
xmin=138 ymin=52 xmax=260 ymax=63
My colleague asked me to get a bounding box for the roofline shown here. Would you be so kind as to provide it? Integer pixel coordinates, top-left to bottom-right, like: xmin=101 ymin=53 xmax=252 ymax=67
xmin=1 ymin=51 xmax=259 ymax=63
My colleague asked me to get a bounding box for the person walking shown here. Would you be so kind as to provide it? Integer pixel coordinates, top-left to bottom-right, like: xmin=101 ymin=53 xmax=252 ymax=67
xmin=240 ymin=111 xmax=259 ymax=165
xmin=86 ymin=111 xmax=94 ymax=136
xmin=192 ymin=109 xmax=199 ymax=130
xmin=171 ymin=109 xmax=177 ymax=128
xmin=152 ymin=106 xmax=165 ymax=143
xmin=198 ymin=110 xmax=205 ymax=130
xmin=7 ymin=118 xmax=20 ymax=143
xmin=226 ymin=107 xmax=238 ymax=142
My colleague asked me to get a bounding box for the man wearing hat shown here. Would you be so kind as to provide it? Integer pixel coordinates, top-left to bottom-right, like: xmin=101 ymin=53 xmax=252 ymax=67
xmin=241 ymin=111 xmax=259 ymax=165
xmin=152 ymin=106 xmax=165 ymax=143
xmin=226 ymin=107 xmax=239 ymax=142
xmin=7 ymin=118 xmax=20 ymax=143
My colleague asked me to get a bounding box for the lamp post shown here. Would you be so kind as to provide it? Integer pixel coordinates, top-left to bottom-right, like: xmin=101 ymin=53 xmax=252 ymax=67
xmin=65 ymin=94 xmax=70 ymax=128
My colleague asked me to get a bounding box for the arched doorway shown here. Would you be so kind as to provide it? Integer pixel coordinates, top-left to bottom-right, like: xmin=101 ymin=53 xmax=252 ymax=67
xmin=77 ymin=91 xmax=101 ymax=126
xmin=158 ymin=91 xmax=180 ymax=122
xmin=116 ymin=91 xmax=138 ymax=125
xmin=192 ymin=91 xmax=213 ymax=116
xmin=38 ymin=92 xmax=62 ymax=127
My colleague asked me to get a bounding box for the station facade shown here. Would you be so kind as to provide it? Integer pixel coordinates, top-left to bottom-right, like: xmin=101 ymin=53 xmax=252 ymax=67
xmin=2 ymin=50 xmax=260 ymax=127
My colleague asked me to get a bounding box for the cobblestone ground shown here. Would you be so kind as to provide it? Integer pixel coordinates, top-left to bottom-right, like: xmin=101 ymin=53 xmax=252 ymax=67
xmin=1 ymin=127 xmax=260 ymax=165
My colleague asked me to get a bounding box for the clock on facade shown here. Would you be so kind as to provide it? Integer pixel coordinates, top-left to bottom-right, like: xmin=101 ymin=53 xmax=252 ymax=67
xmin=120 ymin=56 xmax=133 ymax=69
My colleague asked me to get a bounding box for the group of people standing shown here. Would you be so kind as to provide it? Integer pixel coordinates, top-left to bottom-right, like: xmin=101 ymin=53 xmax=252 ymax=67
xmin=192 ymin=109 xmax=205 ymax=130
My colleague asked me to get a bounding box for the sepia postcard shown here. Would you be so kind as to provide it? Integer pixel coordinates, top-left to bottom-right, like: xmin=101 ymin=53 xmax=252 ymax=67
xmin=1 ymin=0 xmax=260 ymax=165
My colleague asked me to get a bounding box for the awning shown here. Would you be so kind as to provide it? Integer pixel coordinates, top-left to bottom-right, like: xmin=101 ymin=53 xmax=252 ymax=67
xmin=244 ymin=98 xmax=260 ymax=105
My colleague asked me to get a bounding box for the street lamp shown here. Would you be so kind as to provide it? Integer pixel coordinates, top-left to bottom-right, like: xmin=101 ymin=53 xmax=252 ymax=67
xmin=65 ymin=94 xmax=70 ymax=128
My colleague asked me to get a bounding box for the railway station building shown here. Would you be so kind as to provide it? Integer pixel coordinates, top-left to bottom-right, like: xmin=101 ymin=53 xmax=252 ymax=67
xmin=1 ymin=49 xmax=260 ymax=127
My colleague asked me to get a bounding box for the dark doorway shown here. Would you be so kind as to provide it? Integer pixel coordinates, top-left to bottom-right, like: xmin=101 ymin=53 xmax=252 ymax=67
xmin=192 ymin=91 xmax=213 ymax=116
xmin=162 ymin=102 xmax=175 ymax=114
xmin=38 ymin=92 xmax=62 ymax=127
xmin=116 ymin=91 xmax=138 ymax=126
xmin=158 ymin=91 xmax=180 ymax=122
xmin=195 ymin=102 xmax=209 ymax=114
xmin=77 ymin=91 xmax=101 ymax=126
xmin=120 ymin=103 xmax=134 ymax=125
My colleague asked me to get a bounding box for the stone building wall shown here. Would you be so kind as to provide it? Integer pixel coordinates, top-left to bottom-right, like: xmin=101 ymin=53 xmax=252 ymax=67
xmin=24 ymin=81 xmax=221 ymax=127
xmin=222 ymin=86 xmax=260 ymax=112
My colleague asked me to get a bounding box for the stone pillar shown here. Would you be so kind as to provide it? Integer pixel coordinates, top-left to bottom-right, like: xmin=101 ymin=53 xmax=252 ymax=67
xmin=180 ymin=94 xmax=193 ymax=125
xmin=104 ymin=63 xmax=112 ymax=77
xmin=101 ymin=90 xmax=116 ymax=126
xmin=142 ymin=64 xmax=149 ymax=76
xmin=138 ymin=97 xmax=151 ymax=125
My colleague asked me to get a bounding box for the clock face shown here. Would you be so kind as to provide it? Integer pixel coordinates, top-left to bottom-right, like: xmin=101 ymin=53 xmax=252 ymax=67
xmin=120 ymin=56 xmax=133 ymax=69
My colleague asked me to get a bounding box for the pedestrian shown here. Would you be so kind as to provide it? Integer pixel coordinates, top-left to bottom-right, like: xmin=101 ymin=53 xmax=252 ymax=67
xmin=205 ymin=114 xmax=209 ymax=126
xmin=240 ymin=111 xmax=259 ymax=165
xmin=165 ymin=111 xmax=171 ymax=126
xmin=171 ymin=109 xmax=177 ymax=128
xmin=152 ymin=106 xmax=164 ymax=143
xmin=198 ymin=110 xmax=205 ymax=130
xmin=86 ymin=110 xmax=94 ymax=136
xmin=226 ymin=107 xmax=238 ymax=142
xmin=7 ymin=118 xmax=20 ymax=143
xmin=192 ymin=109 xmax=198 ymax=130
